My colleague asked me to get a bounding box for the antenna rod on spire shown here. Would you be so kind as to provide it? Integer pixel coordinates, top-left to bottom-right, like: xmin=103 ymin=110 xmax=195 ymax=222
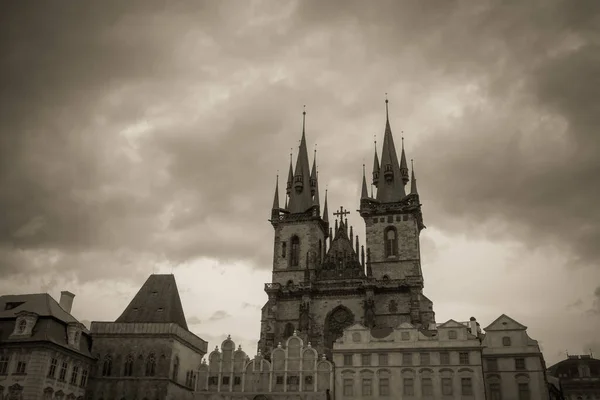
xmin=385 ymin=93 xmax=389 ymax=120
xmin=302 ymin=105 xmax=306 ymax=133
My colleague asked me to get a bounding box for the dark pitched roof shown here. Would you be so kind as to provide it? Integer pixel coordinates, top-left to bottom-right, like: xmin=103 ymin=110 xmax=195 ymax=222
xmin=0 ymin=293 xmax=92 ymax=357
xmin=116 ymin=274 xmax=188 ymax=330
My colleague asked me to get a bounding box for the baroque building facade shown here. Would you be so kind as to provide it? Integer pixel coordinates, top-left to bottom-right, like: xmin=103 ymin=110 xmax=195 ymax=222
xmin=88 ymin=274 xmax=208 ymax=400
xmin=0 ymin=291 xmax=93 ymax=400
xmin=547 ymin=354 xmax=600 ymax=400
xmin=259 ymin=101 xmax=435 ymax=362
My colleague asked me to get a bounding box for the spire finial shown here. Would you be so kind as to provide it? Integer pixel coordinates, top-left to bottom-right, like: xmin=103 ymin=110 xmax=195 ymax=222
xmin=385 ymin=93 xmax=389 ymax=120
xmin=302 ymin=105 xmax=306 ymax=133
xmin=402 ymin=134 xmax=405 ymax=149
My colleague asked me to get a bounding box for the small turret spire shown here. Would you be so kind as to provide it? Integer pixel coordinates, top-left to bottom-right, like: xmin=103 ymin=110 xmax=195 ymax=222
xmin=286 ymin=150 xmax=293 ymax=196
xmin=288 ymin=106 xmax=313 ymax=213
xmin=372 ymin=136 xmax=380 ymax=186
xmin=272 ymin=174 xmax=280 ymax=210
xmin=376 ymin=95 xmax=406 ymax=201
xmin=410 ymin=159 xmax=419 ymax=195
xmin=323 ymin=188 xmax=329 ymax=223
xmin=311 ymin=146 xmax=320 ymax=207
xmin=400 ymin=135 xmax=409 ymax=185
xmin=361 ymin=164 xmax=369 ymax=199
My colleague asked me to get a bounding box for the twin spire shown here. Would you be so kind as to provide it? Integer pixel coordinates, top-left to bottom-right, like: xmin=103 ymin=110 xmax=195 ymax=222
xmin=368 ymin=96 xmax=418 ymax=202
xmin=273 ymin=107 xmax=322 ymax=216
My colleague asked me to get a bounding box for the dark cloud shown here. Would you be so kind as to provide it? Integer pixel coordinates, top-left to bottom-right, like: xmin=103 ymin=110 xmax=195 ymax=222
xmin=1 ymin=0 xmax=599 ymax=291
xmin=208 ymin=310 xmax=231 ymax=322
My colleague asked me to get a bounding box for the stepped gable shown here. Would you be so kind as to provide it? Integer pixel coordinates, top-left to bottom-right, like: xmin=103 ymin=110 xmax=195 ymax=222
xmin=116 ymin=274 xmax=188 ymax=330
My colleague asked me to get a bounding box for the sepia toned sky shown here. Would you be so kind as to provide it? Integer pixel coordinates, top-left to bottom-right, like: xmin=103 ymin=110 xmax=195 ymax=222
xmin=1 ymin=0 xmax=599 ymax=366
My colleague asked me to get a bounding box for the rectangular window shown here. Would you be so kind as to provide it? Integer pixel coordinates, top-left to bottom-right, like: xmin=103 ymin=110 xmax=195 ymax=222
xmin=59 ymin=361 xmax=68 ymax=381
xmin=387 ymin=215 xmax=393 ymax=223
xmin=362 ymin=378 xmax=372 ymax=396
xmin=361 ymin=353 xmax=371 ymax=366
xmin=222 ymin=376 xmax=230 ymax=385
xmin=16 ymin=360 xmax=27 ymax=374
xmin=403 ymin=378 xmax=414 ymax=395
xmin=440 ymin=352 xmax=450 ymax=365
xmin=442 ymin=377 xmax=453 ymax=395
xmin=276 ymin=375 xmax=284 ymax=385
xmin=420 ymin=352 xmax=430 ymax=365
xmin=518 ymin=383 xmax=530 ymax=400
xmin=401 ymin=331 xmax=410 ymax=341
xmin=461 ymin=377 xmax=473 ymax=395
xmin=448 ymin=330 xmax=457 ymax=339
xmin=0 ymin=354 xmax=9 ymax=375
xmin=490 ymin=383 xmax=502 ymax=400
xmin=402 ymin=353 xmax=412 ymax=365
xmin=459 ymin=352 xmax=469 ymax=365
xmin=48 ymin=358 xmax=57 ymax=378
xmin=208 ymin=376 xmax=218 ymax=385
xmin=234 ymin=376 xmax=241 ymax=385
xmin=80 ymin=369 xmax=88 ymax=387
xmin=422 ymin=377 xmax=433 ymax=395
xmin=378 ymin=353 xmax=388 ymax=366
xmin=379 ymin=377 xmax=390 ymax=396
xmin=304 ymin=375 xmax=313 ymax=385
xmin=343 ymin=354 xmax=353 ymax=366
xmin=487 ymin=358 xmax=498 ymax=371
xmin=70 ymin=365 xmax=79 ymax=385
xmin=343 ymin=378 xmax=354 ymax=396
xmin=515 ymin=358 xmax=526 ymax=370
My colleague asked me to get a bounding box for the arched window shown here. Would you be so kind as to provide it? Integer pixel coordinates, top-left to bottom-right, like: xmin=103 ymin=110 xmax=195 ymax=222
xmin=123 ymin=354 xmax=134 ymax=376
xmin=290 ymin=236 xmax=300 ymax=267
xmin=283 ymin=323 xmax=295 ymax=339
xmin=172 ymin=357 xmax=179 ymax=381
xmin=145 ymin=353 xmax=156 ymax=376
xmin=384 ymin=227 xmax=397 ymax=257
xmin=102 ymin=356 xmax=112 ymax=376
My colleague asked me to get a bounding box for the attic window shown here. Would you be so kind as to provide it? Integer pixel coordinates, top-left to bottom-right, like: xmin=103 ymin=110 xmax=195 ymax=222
xmin=17 ymin=320 xmax=27 ymax=333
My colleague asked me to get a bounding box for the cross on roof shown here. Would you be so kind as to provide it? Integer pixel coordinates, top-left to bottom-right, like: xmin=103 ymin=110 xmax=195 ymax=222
xmin=333 ymin=206 xmax=350 ymax=220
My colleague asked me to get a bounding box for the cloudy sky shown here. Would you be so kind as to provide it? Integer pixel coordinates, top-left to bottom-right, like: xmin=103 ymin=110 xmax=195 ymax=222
xmin=1 ymin=0 xmax=599 ymax=366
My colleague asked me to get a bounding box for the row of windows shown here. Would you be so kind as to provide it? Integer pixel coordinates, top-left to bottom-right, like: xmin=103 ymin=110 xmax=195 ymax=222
xmin=47 ymin=357 xmax=88 ymax=387
xmin=101 ymin=354 xmax=157 ymax=377
xmin=342 ymin=376 xmax=475 ymax=397
xmin=372 ymin=215 xmax=411 ymax=224
xmin=343 ymin=351 xmax=472 ymax=367
xmin=489 ymin=381 xmax=532 ymax=400
xmin=486 ymin=358 xmax=527 ymax=371
xmin=208 ymin=375 xmax=315 ymax=386
xmin=0 ymin=353 xmax=28 ymax=376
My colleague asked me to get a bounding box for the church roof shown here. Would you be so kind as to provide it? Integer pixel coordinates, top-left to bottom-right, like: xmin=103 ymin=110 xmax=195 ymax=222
xmin=116 ymin=274 xmax=189 ymax=330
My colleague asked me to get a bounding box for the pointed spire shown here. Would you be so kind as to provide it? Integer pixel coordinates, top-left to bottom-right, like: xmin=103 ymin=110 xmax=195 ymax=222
xmin=288 ymin=106 xmax=314 ymax=213
xmin=372 ymin=137 xmax=380 ymax=186
xmin=311 ymin=147 xmax=320 ymax=207
xmin=376 ymin=95 xmax=406 ymax=202
xmin=286 ymin=150 xmax=293 ymax=196
xmin=323 ymin=189 xmax=329 ymax=223
xmin=272 ymin=174 xmax=280 ymax=210
xmin=410 ymin=159 xmax=419 ymax=195
xmin=400 ymin=136 xmax=409 ymax=185
xmin=361 ymin=164 xmax=369 ymax=199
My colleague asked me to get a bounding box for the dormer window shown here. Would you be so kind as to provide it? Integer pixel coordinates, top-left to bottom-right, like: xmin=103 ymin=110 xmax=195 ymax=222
xmin=66 ymin=323 xmax=83 ymax=348
xmin=11 ymin=312 xmax=38 ymax=338
xmin=17 ymin=320 xmax=27 ymax=334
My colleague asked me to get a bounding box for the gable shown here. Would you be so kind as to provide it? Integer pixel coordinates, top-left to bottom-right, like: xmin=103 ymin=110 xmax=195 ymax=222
xmin=437 ymin=319 xmax=465 ymax=329
xmin=484 ymin=314 xmax=527 ymax=331
xmin=116 ymin=274 xmax=188 ymax=330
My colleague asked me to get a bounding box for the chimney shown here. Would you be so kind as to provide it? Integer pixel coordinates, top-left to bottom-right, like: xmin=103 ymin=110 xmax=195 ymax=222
xmin=469 ymin=316 xmax=478 ymax=336
xmin=59 ymin=291 xmax=75 ymax=314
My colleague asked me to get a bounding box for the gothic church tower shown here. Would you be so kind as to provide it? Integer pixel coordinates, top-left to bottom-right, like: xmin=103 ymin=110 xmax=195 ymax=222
xmin=259 ymin=102 xmax=435 ymax=361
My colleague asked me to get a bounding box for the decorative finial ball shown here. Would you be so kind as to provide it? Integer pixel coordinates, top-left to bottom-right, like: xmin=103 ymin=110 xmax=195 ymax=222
xmin=215 ymin=345 xmax=219 ymax=351
xmin=227 ymin=334 xmax=231 ymax=339
xmin=278 ymin=342 xmax=282 ymax=348
xmin=293 ymin=330 xmax=298 ymax=336
xmin=322 ymin=354 xmax=327 ymax=360
xmin=308 ymin=342 xmax=312 ymax=348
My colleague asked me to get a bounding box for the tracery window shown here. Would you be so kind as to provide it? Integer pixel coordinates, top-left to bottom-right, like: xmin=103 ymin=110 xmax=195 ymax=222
xmin=290 ymin=236 xmax=300 ymax=267
xmin=145 ymin=353 xmax=156 ymax=376
xmin=384 ymin=227 xmax=397 ymax=257
xmin=101 ymin=356 xmax=111 ymax=377
xmin=123 ymin=354 xmax=134 ymax=376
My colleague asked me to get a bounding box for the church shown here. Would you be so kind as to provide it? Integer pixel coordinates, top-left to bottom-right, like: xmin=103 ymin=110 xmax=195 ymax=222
xmin=259 ymin=100 xmax=435 ymax=361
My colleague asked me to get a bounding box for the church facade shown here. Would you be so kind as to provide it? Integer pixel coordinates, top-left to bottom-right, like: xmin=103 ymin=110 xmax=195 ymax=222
xmin=259 ymin=102 xmax=435 ymax=362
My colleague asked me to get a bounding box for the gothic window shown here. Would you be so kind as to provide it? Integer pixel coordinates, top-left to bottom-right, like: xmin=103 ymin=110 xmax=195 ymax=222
xmin=290 ymin=236 xmax=300 ymax=267
xmin=283 ymin=323 xmax=295 ymax=339
xmin=172 ymin=357 xmax=179 ymax=381
xmin=324 ymin=306 xmax=355 ymax=352
xmin=145 ymin=354 xmax=156 ymax=376
xmin=101 ymin=356 xmax=111 ymax=377
xmin=384 ymin=227 xmax=397 ymax=257
xmin=124 ymin=354 xmax=134 ymax=376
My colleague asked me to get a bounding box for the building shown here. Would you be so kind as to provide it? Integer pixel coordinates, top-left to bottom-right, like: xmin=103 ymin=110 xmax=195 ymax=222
xmin=0 ymin=291 xmax=94 ymax=400
xmin=88 ymin=274 xmax=208 ymax=400
xmin=332 ymin=318 xmax=486 ymax=399
xmin=480 ymin=314 xmax=550 ymax=400
xmin=195 ymin=332 xmax=334 ymax=400
xmin=260 ymin=101 xmax=435 ymax=360
xmin=547 ymin=354 xmax=600 ymax=400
